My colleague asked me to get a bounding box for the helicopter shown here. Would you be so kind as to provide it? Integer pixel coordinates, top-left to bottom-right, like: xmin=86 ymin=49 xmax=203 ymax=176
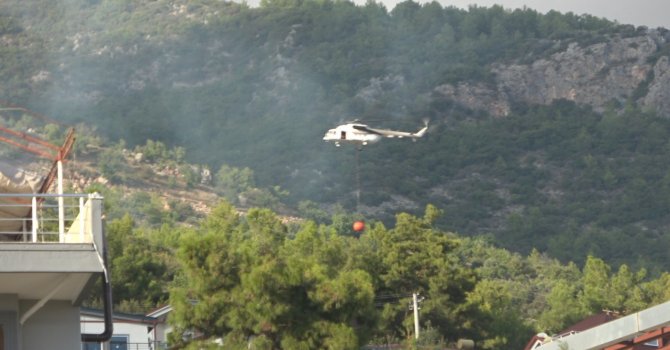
xmin=323 ymin=120 xmax=428 ymax=147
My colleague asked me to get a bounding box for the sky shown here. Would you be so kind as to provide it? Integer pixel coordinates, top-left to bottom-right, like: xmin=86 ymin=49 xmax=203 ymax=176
xmin=361 ymin=0 xmax=670 ymax=29
xmin=241 ymin=0 xmax=670 ymax=29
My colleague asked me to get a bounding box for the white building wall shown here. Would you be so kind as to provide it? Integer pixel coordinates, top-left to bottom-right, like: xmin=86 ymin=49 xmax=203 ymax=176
xmin=114 ymin=321 xmax=153 ymax=348
xmin=81 ymin=314 xmax=155 ymax=349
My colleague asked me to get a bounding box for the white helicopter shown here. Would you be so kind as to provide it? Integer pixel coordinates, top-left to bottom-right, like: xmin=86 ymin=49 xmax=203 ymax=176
xmin=323 ymin=120 xmax=428 ymax=147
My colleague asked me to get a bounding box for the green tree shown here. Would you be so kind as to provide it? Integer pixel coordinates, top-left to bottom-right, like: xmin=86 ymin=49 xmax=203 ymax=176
xmin=466 ymin=279 xmax=533 ymax=349
xmin=169 ymin=202 xmax=376 ymax=349
xmin=296 ymin=200 xmax=330 ymax=224
xmin=643 ymin=273 xmax=670 ymax=305
xmin=135 ymin=139 xmax=169 ymax=163
xmin=606 ymin=264 xmax=647 ymax=313
xmin=370 ymin=205 xmax=478 ymax=342
xmin=214 ymin=165 xmax=255 ymax=204
xmin=106 ymin=215 xmax=171 ymax=309
xmin=98 ymin=141 xmax=127 ymax=183
xmin=179 ymin=164 xmax=200 ymax=189
xmin=579 ymin=256 xmax=610 ymax=313
xmin=538 ymin=280 xmax=585 ymax=332
xmin=127 ymin=192 xmax=168 ymax=226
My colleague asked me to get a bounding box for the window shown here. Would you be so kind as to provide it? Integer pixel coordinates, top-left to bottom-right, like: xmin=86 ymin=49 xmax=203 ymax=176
xmin=110 ymin=335 xmax=129 ymax=350
xmin=644 ymin=339 xmax=659 ymax=347
xmin=82 ymin=343 xmax=101 ymax=350
xmin=82 ymin=335 xmax=128 ymax=350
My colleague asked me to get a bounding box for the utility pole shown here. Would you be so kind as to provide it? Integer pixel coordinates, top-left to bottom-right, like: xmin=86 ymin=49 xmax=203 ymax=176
xmin=413 ymin=292 xmax=420 ymax=339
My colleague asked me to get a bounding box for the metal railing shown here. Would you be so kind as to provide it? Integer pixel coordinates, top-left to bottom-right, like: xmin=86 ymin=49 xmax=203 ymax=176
xmin=82 ymin=341 xmax=168 ymax=350
xmin=126 ymin=342 xmax=168 ymax=350
xmin=0 ymin=193 xmax=103 ymax=243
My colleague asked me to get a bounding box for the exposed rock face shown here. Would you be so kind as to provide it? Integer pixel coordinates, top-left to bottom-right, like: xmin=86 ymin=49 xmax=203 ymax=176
xmin=434 ymin=30 xmax=670 ymax=117
xmin=356 ymin=75 xmax=406 ymax=103
xmin=496 ymin=35 xmax=659 ymax=109
xmin=643 ymin=56 xmax=670 ymax=114
xmin=433 ymin=82 xmax=511 ymax=117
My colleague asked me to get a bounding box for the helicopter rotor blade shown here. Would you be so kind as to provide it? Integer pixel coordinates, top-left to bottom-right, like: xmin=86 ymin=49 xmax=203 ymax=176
xmin=352 ymin=124 xmax=382 ymax=135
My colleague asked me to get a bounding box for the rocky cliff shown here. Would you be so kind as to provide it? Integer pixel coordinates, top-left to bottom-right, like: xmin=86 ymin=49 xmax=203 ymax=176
xmin=433 ymin=29 xmax=670 ymax=118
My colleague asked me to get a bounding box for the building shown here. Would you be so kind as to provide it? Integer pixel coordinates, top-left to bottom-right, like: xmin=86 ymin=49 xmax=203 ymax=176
xmin=0 ymin=126 xmax=112 ymax=349
xmin=526 ymin=302 xmax=670 ymax=350
xmin=0 ymin=189 xmax=111 ymax=349
xmin=81 ymin=307 xmax=167 ymax=350
xmin=145 ymin=305 xmax=173 ymax=347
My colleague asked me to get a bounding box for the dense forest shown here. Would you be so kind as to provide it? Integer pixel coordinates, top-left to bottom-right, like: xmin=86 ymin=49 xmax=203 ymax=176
xmin=3 ymin=0 xmax=670 ymax=347
xmin=14 ymin=118 xmax=670 ymax=348
xmin=2 ymin=0 xmax=669 ymax=271
xmin=96 ymin=199 xmax=670 ymax=349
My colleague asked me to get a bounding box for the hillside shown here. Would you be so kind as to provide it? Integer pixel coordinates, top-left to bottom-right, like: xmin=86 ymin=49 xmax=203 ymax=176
xmin=2 ymin=0 xmax=670 ymax=270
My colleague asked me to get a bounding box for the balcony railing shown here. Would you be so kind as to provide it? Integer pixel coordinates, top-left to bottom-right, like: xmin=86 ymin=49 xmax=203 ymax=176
xmin=0 ymin=193 xmax=103 ymax=244
xmin=82 ymin=341 xmax=169 ymax=350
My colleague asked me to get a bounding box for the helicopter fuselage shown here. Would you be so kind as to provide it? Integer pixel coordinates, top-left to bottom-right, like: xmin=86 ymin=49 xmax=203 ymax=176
xmin=322 ymin=123 xmax=382 ymax=146
xmin=323 ymin=121 xmax=428 ymax=147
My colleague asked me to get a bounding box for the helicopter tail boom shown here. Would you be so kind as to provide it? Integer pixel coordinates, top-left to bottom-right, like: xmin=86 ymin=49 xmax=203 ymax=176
xmin=412 ymin=125 xmax=428 ymax=138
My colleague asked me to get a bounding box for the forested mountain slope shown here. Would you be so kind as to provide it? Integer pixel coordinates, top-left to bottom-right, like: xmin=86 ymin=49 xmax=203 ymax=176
xmin=2 ymin=0 xmax=670 ymax=269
